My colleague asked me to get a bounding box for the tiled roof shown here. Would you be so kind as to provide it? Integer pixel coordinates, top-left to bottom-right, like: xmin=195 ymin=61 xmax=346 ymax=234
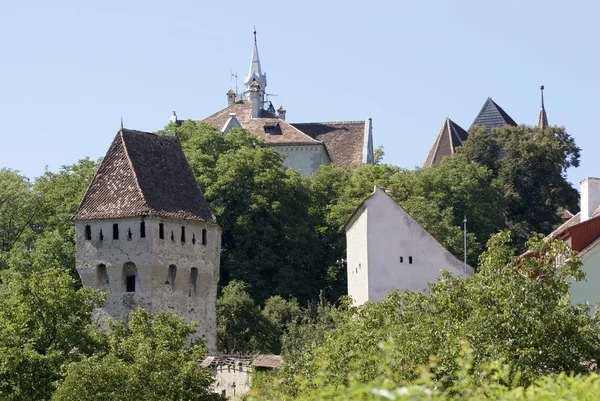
xmin=251 ymin=355 xmax=283 ymax=369
xmin=548 ymin=212 xmax=581 ymax=239
xmin=73 ymin=129 xmax=216 ymax=223
xmin=471 ymin=97 xmax=517 ymax=133
xmin=200 ymin=355 xmax=253 ymax=368
xmin=201 ymin=100 xmax=320 ymax=146
xmin=423 ymin=118 xmax=468 ymax=168
xmin=291 ymin=121 xmax=366 ymax=166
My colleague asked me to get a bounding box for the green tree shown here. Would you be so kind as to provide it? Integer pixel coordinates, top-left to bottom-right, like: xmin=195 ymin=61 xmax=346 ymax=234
xmin=0 ymin=268 xmax=104 ymax=400
xmin=53 ymin=309 xmax=223 ymax=401
xmin=459 ymin=125 xmax=580 ymax=244
xmin=262 ymin=295 xmax=301 ymax=354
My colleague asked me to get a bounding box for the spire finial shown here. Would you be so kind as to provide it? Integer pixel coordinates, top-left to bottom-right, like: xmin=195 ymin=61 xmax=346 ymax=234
xmin=120 ymin=118 xmax=123 ymax=130
xmin=253 ymin=27 xmax=257 ymax=43
xmin=537 ymin=85 xmax=548 ymax=129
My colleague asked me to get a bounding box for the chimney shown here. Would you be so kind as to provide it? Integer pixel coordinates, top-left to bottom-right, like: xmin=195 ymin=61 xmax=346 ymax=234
xmin=277 ymin=106 xmax=286 ymax=121
xmin=227 ymin=89 xmax=236 ymax=106
xmin=169 ymin=111 xmax=177 ymax=124
xmin=250 ymin=81 xmax=261 ymax=118
xmin=580 ymin=177 xmax=600 ymax=221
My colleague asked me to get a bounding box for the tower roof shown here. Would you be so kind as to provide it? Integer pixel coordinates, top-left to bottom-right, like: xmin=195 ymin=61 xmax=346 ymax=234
xmin=244 ymin=30 xmax=267 ymax=90
xmin=423 ymin=118 xmax=468 ymax=168
xmin=73 ymin=129 xmax=216 ymax=223
xmin=471 ymin=97 xmax=517 ymax=133
xmin=538 ymin=85 xmax=549 ymax=129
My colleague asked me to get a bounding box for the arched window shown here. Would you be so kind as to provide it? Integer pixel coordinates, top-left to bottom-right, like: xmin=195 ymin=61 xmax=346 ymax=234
xmin=85 ymin=225 xmax=92 ymax=240
xmin=122 ymin=262 xmax=138 ymax=293
xmin=189 ymin=267 xmax=198 ymax=296
xmin=96 ymin=264 xmax=110 ymax=292
xmin=166 ymin=265 xmax=177 ymax=290
xmin=202 ymin=229 xmax=207 ymax=246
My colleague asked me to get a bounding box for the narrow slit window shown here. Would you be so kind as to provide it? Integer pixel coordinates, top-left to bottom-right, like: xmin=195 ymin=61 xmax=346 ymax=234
xmin=409 ymin=256 xmax=413 ymax=264
xmin=181 ymin=226 xmax=186 ymax=243
xmin=99 ymin=229 xmax=104 ymax=241
xmin=192 ymin=233 xmax=196 ymax=245
xmin=400 ymin=256 xmax=403 ymax=263
xmin=140 ymin=221 xmax=146 ymax=238
xmin=113 ymin=223 xmax=119 ymax=240
xmin=171 ymin=231 xmax=174 ymax=241
xmin=159 ymin=223 xmax=164 ymax=239
xmin=127 ymin=227 xmax=132 ymax=240
xmin=202 ymin=229 xmax=207 ymax=246
xmin=189 ymin=267 xmax=198 ymax=296
xmin=85 ymin=225 xmax=92 ymax=240
xmin=167 ymin=265 xmax=177 ymax=290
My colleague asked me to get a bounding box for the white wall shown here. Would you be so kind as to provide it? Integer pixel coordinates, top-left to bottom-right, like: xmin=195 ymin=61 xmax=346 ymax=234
xmin=570 ymin=246 xmax=600 ymax=311
xmin=273 ymin=145 xmax=330 ymax=176
xmin=346 ymin=205 xmax=369 ymax=305
xmin=75 ymin=217 xmax=221 ymax=352
xmin=211 ymin=365 xmax=251 ymax=400
xmin=346 ymin=187 xmax=471 ymax=305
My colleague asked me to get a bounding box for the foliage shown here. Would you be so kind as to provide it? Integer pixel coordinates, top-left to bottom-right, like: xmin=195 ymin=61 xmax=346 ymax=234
xmin=458 ymin=125 xmax=580 ymax=245
xmin=159 ymin=122 xmax=324 ymax=304
xmin=53 ymin=309 xmax=223 ymax=401
xmin=253 ymin=233 xmax=600 ymax=399
xmin=0 ymin=268 xmax=104 ymax=401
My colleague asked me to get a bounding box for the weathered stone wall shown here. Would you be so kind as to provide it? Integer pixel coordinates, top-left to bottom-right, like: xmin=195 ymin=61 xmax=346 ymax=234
xmin=75 ymin=217 xmax=220 ymax=352
xmin=211 ymin=364 xmax=251 ymax=400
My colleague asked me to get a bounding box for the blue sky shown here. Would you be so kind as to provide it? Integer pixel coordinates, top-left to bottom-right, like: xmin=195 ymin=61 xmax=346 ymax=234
xmin=1 ymin=1 xmax=598 ymax=188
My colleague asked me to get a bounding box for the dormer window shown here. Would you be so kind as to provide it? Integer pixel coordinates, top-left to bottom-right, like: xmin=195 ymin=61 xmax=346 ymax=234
xmin=263 ymin=122 xmax=281 ymax=135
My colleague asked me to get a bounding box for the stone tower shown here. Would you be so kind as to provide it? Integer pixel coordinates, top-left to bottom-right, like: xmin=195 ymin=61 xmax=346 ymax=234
xmin=72 ymin=129 xmax=221 ymax=351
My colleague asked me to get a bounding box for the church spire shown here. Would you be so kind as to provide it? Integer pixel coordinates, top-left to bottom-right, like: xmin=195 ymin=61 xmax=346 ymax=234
xmin=538 ymin=85 xmax=549 ymax=129
xmin=244 ymin=28 xmax=267 ymax=102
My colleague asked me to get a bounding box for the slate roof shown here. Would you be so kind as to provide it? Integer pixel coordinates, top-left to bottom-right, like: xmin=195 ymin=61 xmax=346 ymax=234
xmin=423 ymin=118 xmax=468 ymax=168
xmin=73 ymin=129 xmax=216 ymax=223
xmin=471 ymin=97 xmax=517 ymax=133
xmin=291 ymin=121 xmax=367 ymax=166
xmin=201 ymin=100 xmax=321 ymax=146
xmin=251 ymin=355 xmax=283 ymax=369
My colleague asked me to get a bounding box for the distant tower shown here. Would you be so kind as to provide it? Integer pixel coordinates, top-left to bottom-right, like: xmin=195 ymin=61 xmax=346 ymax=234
xmin=538 ymin=85 xmax=549 ymax=129
xmin=243 ymin=29 xmax=267 ymax=108
xmin=72 ymin=129 xmax=221 ymax=352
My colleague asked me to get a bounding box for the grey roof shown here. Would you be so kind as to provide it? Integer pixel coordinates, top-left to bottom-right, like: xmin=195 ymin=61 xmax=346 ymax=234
xmin=251 ymin=355 xmax=283 ymax=369
xmin=73 ymin=129 xmax=216 ymax=223
xmin=200 ymin=355 xmax=253 ymax=368
xmin=471 ymin=97 xmax=517 ymax=133
xmin=423 ymin=118 xmax=468 ymax=168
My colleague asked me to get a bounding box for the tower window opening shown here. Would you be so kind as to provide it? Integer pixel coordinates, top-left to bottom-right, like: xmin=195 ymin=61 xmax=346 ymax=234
xmin=99 ymin=229 xmax=104 ymax=241
xmin=171 ymin=230 xmax=174 ymax=241
xmin=400 ymin=257 xmax=403 ymax=263
xmin=85 ymin=225 xmax=92 ymax=240
xmin=202 ymin=229 xmax=207 ymax=246
xmin=96 ymin=264 xmax=110 ymax=292
xmin=192 ymin=233 xmax=196 ymax=245
xmin=123 ymin=262 xmax=138 ymax=293
xmin=113 ymin=223 xmax=119 ymax=240
xmin=189 ymin=267 xmax=198 ymax=296
xmin=409 ymin=256 xmax=413 ymax=264
xmin=127 ymin=227 xmax=132 ymax=240
xmin=159 ymin=223 xmax=164 ymax=239
xmin=167 ymin=265 xmax=177 ymax=290
xmin=140 ymin=221 xmax=146 ymax=238
xmin=181 ymin=226 xmax=186 ymax=243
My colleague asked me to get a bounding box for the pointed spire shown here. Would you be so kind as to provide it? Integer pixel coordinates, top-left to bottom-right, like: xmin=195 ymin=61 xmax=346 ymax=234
xmin=538 ymin=85 xmax=549 ymax=129
xmin=120 ymin=118 xmax=124 ymax=130
xmin=244 ymin=28 xmax=267 ymax=98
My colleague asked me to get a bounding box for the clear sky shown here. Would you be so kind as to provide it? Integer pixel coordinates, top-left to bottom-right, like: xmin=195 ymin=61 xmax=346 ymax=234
xmin=1 ymin=1 xmax=598 ymax=188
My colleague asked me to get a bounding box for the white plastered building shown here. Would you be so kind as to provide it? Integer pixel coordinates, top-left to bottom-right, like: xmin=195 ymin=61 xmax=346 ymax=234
xmin=344 ymin=186 xmax=472 ymax=305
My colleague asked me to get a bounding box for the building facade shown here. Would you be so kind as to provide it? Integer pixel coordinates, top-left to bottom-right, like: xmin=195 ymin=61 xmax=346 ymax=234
xmin=73 ymin=129 xmax=221 ymax=351
xmin=344 ymin=186 xmax=472 ymax=305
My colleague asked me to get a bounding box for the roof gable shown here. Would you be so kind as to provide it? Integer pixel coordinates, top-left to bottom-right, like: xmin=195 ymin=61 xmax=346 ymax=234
xmin=471 ymin=97 xmax=517 ymax=133
xmin=73 ymin=129 xmax=216 ymax=223
xmin=423 ymin=118 xmax=467 ymax=168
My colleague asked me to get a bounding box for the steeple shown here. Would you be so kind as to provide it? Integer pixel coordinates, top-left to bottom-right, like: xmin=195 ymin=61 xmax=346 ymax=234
xmin=537 ymin=85 xmax=549 ymax=129
xmin=243 ymin=28 xmax=267 ymax=104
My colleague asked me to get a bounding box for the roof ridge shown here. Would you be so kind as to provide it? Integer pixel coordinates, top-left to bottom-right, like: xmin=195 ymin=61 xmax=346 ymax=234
xmin=119 ymin=130 xmax=150 ymax=210
xmin=291 ymin=120 xmax=365 ymax=125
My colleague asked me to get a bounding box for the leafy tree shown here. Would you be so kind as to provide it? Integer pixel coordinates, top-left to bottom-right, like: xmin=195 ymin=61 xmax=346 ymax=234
xmin=0 ymin=268 xmax=104 ymax=400
xmin=262 ymin=295 xmax=301 ymax=354
xmin=53 ymin=309 xmax=223 ymax=401
xmin=256 ymin=233 xmax=600 ymax=399
xmin=458 ymin=125 xmax=580 ymax=244
xmin=158 ymin=122 xmax=324 ymax=303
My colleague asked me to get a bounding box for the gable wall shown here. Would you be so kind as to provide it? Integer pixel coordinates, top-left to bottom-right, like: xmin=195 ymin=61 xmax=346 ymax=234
xmin=346 ymin=205 xmax=369 ymax=305
xmin=364 ymin=190 xmax=468 ymax=303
